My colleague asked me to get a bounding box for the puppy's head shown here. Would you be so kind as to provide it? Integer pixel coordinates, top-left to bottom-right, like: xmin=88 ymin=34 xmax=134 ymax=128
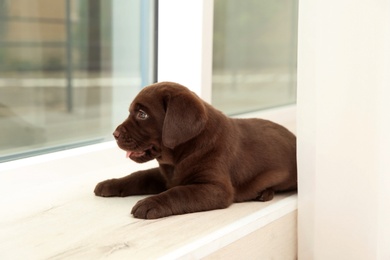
xmin=113 ymin=82 xmax=208 ymax=163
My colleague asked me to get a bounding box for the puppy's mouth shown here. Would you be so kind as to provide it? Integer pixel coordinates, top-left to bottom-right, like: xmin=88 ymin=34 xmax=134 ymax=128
xmin=125 ymin=146 xmax=152 ymax=159
xmin=123 ymin=145 xmax=159 ymax=163
xmin=126 ymin=150 xmax=146 ymax=158
xmin=114 ymin=132 xmax=160 ymax=163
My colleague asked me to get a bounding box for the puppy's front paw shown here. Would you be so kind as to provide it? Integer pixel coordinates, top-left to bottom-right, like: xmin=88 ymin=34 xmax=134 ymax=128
xmin=94 ymin=179 xmax=124 ymax=197
xmin=131 ymin=196 xmax=172 ymax=219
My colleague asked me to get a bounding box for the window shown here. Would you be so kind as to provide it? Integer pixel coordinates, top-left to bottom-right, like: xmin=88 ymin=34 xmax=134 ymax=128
xmin=0 ymin=0 xmax=156 ymax=162
xmin=212 ymin=0 xmax=298 ymax=115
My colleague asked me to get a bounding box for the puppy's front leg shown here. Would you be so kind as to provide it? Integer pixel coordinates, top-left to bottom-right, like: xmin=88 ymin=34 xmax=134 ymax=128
xmin=94 ymin=167 xmax=167 ymax=197
xmin=131 ymin=183 xmax=234 ymax=219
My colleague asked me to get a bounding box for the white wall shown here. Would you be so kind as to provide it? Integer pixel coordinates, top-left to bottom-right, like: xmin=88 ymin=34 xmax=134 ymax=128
xmin=297 ymin=0 xmax=390 ymax=259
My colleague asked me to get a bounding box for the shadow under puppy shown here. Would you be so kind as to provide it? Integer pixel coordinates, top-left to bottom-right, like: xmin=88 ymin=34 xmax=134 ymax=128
xmin=94 ymin=82 xmax=297 ymax=219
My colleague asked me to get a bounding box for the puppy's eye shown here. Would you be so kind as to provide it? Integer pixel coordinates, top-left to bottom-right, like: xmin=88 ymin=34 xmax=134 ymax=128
xmin=137 ymin=110 xmax=149 ymax=120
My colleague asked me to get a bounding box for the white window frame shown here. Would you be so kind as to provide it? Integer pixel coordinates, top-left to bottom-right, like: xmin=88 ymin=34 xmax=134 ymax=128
xmin=157 ymin=0 xmax=213 ymax=103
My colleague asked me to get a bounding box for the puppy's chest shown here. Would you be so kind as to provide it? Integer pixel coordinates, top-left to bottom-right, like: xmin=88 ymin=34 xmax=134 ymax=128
xmin=159 ymin=164 xmax=176 ymax=185
xmin=159 ymin=164 xmax=188 ymax=188
xmin=156 ymin=148 xmax=176 ymax=165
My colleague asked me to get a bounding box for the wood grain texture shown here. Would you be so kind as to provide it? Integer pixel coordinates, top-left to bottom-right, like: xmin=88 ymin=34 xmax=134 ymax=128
xmin=0 ymin=145 xmax=296 ymax=259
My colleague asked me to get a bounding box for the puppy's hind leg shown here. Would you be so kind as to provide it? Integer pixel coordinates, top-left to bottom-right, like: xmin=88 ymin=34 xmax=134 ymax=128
xmin=254 ymin=188 xmax=275 ymax=202
xmin=234 ymin=169 xmax=289 ymax=202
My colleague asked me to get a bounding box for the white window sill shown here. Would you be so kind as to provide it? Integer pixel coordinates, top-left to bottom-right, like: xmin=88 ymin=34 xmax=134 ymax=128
xmin=0 ymin=105 xmax=297 ymax=259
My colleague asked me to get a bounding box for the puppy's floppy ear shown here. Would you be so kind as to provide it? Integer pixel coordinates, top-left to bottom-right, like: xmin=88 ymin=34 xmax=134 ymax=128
xmin=162 ymin=92 xmax=207 ymax=149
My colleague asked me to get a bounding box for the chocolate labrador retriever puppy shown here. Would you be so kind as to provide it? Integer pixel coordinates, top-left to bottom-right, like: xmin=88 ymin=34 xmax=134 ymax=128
xmin=94 ymin=82 xmax=297 ymax=219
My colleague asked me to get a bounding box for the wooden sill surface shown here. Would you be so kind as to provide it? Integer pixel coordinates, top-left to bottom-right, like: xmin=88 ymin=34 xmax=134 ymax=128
xmin=0 ymin=143 xmax=297 ymax=259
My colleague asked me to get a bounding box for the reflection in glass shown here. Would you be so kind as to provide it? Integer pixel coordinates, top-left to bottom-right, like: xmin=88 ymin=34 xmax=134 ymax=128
xmin=212 ymin=0 xmax=298 ymax=115
xmin=0 ymin=0 xmax=156 ymax=161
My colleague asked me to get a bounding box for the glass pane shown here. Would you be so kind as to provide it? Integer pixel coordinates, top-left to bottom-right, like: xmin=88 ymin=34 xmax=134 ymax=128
xmin=0 ymin=0 xmax=156 ymax=162
xmin=212 ymin=0 xmax=298 ymax=115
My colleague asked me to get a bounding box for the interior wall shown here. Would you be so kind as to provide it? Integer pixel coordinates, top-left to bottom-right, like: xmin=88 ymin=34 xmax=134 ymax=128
xmin=297 ymin=0 xmax=390 ymax=259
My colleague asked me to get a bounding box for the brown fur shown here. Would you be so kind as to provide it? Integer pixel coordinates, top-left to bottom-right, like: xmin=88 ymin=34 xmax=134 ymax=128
xmin=94 ymin=82 xmax=297 ymax=219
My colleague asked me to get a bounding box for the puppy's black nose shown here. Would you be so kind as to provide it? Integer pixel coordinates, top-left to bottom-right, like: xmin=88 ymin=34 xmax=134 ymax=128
xmin=113 ymin=130 xmax=120 ymax=140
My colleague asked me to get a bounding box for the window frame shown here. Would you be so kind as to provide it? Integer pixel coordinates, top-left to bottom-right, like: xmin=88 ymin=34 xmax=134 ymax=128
xmin=1 ymin=0 xmax=296 ymax=172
